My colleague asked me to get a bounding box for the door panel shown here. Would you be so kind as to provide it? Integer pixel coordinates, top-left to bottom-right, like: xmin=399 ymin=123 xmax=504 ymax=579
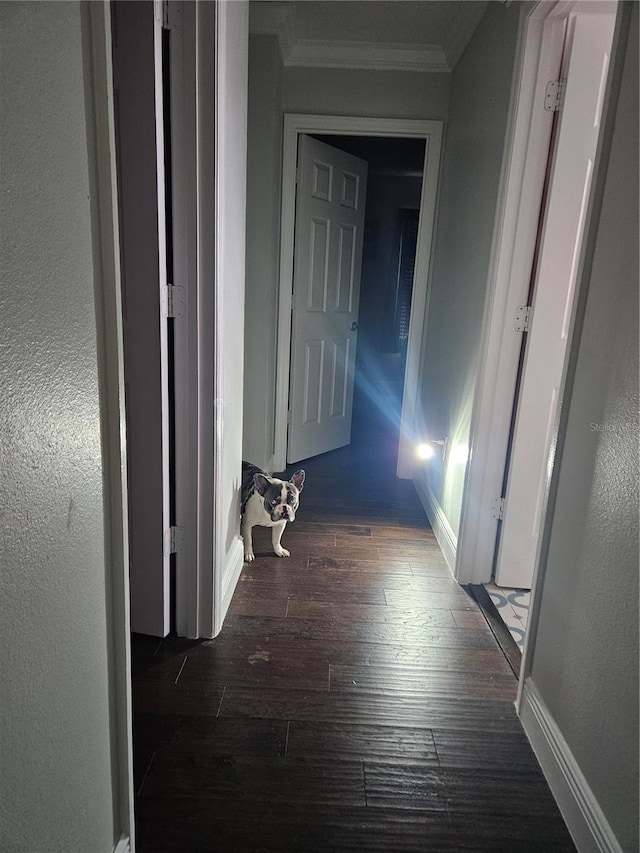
xmin=113 ymin=1 xmax=171 ymax=636
xmin=330 ymin=338 xmax=349 ymax=417
xmin=495 ymin=9 xmax=617 ymax=589
xmin=287 ymin=135 xmax=368 ymax=464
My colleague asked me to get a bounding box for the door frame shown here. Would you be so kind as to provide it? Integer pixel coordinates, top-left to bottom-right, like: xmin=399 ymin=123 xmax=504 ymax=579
xmin=494 ymin=5 xmax=617 ymax=590
xmin=273 ymin=114 xmax=443 ymax=475
xmin=169 ymin=0 xmax=248 ymax=639
xmin=84 ymin=1 xmax=134 ymax=847
xmin=455 ymin=0 xmax=598 ymax=586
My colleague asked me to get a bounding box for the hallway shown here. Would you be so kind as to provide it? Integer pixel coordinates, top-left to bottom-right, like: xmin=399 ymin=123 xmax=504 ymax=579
xmin=131 ymin=425 xmax=576 ymax=851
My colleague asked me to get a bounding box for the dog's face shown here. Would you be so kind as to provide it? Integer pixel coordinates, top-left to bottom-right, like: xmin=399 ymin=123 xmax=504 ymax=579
xmin=254 ymin=470 xmax=305 ymax=523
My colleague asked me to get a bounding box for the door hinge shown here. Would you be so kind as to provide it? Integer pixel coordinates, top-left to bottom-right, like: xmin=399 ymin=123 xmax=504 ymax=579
xmin=514 ymin=305 xmax=532 ymax=332
xmin=544 ymin=79 xmax=566 ymax=112
xmin=165 ymin=525 xmax=184 ymax=556
xmin=161 ymin=284 xmax=184 ymax=318
xmin=287 ymin=409 xmax=292 ymax=425
xmin=491 ymin=497 xmax=505 ymax=521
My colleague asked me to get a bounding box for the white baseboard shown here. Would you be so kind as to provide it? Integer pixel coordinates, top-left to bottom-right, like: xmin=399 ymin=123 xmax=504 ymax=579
xmin=219 ymin=537 xmax=245 ymax=628
xmin=519 ymin=678 xmax=624 ymax=853
xmin=412 ymin=475 xmax=457 ymax=572
xmin=113 ymin=837 xmax=131 ymax=853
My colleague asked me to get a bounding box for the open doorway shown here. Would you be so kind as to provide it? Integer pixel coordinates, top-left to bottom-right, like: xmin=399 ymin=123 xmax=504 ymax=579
xmin=460 ymin=2 xmax=619 ymax=656
xmin=310 ymin=134 xmax=426 ymax=459
xmin=273 ymin=115 xmax=443 ymax=478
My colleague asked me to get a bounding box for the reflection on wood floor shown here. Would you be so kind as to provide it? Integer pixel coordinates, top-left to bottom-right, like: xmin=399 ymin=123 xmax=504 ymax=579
xmin=131 ymin=423 xmax=576 ymax=852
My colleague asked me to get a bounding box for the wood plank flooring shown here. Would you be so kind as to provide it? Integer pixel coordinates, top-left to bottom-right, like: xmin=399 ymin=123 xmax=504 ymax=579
xmin=132 ymin=432 xmax=576 ymax=852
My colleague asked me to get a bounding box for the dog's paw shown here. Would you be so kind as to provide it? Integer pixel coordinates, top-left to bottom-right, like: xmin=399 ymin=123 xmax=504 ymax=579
xmin=274 ymin=546 xmax=290 ymax=558
xmin=244 ymin=551 xmax=255 ymax=563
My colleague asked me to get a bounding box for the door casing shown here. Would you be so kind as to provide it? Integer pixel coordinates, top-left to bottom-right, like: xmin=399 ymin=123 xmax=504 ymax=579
xmin=495 ymin=6 xmax=617 ymax=589
xmin=455 ymin=0 xmax=620 ymax=587
xmin=170 ymin=0 xmax=248 ymax=639
xmin=274 ymin=114 xmax=443 ymax=476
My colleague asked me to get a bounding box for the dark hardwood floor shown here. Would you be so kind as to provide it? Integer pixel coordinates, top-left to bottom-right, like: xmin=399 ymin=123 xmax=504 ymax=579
xmin=131 ymin=420 xmax=576 ymax=852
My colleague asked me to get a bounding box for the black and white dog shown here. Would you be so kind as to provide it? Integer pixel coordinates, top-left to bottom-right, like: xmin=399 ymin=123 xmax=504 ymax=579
xmin=241 ymin=462 xmax=305 ymax=562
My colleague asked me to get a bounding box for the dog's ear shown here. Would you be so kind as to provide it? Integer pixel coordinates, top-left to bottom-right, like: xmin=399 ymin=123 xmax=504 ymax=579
xmin=290 ymin=469 xmax=305 ymax=492
xmin=254 ymin=473 xmax=271 ymax=496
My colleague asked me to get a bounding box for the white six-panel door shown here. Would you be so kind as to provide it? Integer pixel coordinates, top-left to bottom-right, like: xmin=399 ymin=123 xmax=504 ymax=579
xmin=495 ymin=8 xmax=617 ymax=589
xmin=287 ymin=135 xmax=368 ymax=464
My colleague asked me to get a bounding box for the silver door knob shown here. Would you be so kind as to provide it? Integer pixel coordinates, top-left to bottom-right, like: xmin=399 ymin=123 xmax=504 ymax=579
xmin=350 ymin=321 xmax=358 ymax=331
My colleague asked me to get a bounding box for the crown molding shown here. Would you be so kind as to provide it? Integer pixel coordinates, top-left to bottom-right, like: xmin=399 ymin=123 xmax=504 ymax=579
xmin=287 ymin=39 xmax=449 ymax=73
xmin=249 ymin=1 xmax=296 ymax=58
xmin=249 ymin=1 xmax=488 ymax=73
xmin=249 ymin=2 xmax=452 ymax=73
xmin=441 ymin=1 xmax=488 ymax=68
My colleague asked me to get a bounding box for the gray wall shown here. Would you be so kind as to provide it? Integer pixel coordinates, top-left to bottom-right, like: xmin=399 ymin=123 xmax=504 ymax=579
xmin=283 ymin=66 xmax=450 ymax=120
xmin=415 ymin=2 xmax=521 ymax=537
xmin=528 ymin=9 xmax=639 ymax=849
xmin=244 ymin=34 xmax=283 ymax=468
xmin=0 ymin=3 xmax=119 ymax=850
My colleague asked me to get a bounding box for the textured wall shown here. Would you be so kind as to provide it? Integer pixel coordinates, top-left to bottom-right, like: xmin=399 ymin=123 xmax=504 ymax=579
xmin=415 ymin=2 xmax=520 ymax=537
xmin=0 ymin=2 xmax=116 ymax=851
xmin=529 ymin=10 xmax=639 ymax=849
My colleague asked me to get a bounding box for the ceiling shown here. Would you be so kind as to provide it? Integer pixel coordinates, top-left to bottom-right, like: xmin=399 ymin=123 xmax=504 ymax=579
xmin=249 ymin=1 xmax=489 ymax=73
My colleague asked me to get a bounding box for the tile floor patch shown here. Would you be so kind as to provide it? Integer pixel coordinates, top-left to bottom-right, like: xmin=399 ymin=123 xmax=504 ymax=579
xmin=484 ymin=583 xmax=530 ymax=649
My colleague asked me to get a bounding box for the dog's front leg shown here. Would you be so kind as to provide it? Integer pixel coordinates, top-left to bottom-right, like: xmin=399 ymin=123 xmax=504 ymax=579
xmin=271 ymin=520 xmax=290 ymax=557
xmin=242 ymin=518 xmax=255 ymax=562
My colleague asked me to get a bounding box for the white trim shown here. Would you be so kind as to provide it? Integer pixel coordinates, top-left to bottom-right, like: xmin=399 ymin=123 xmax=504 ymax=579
xmin=200 ymin=0 xmax=219 ymax=640
xmin=211 ymin=0 xmax=249 ymax=637
xmin=83 ymin=2 xmax=135 ymax=839
xmin=287 ymin=40 xmax=448 ymax=73
xmin=249 ymin=1 xmax=486 ymax=73
xmin=249 ymin=0 xmax=296 ymax=60
xmin=113 ymin=838 xmax=131 ymax=853
xmin=264 ymin=454 xmax=276 ymax=477
xmin=152 ymin=1 xmax=172 ymax=634
xmin=220 ymin=539 xmax=246 ymax=623
xmin=83 ymin=2 xmax=134 ymax=848
xmin=519 ymin=679 xmax=625 ymax=853
xmin=172 ymin=0 xmax=248 ymax=640
xmin=274 ymin=114 xmax=443 ymax=475
xmin=454 ymin=1 xmax=566 ymax=584
xmin=517 ymin=0 xmax=628 ymax=693
xmin=412 ymin=476 xmax=457 ymax=573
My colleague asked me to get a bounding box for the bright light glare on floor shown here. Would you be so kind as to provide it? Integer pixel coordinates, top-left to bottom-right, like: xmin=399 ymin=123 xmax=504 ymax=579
xmin=416 ymin=443 xmax=435 ymax=460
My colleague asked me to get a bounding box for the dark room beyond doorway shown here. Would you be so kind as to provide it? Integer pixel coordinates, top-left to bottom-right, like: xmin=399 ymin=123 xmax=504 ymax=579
xmin=311 ymin=135 xmax=425 ymax=449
